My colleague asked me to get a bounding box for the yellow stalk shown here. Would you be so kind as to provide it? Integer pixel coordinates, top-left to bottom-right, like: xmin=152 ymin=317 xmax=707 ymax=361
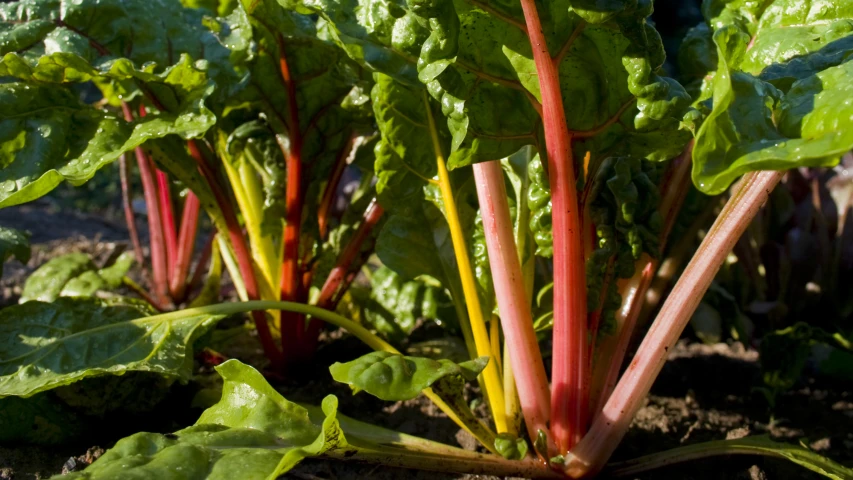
xmin=218 ymin=234 xmax=248 ymax=301
xmin=219 ymin=139 xmax=281 ymax=323
xmin=490 ymin=315 xmax=502 ymax=374
xmin=423 ymin=91 xmax=507 ymax=434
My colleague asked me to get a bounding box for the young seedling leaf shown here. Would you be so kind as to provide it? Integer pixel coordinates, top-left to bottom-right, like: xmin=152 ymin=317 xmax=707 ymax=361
xmin=0 ymin=298 xmax=221 ymax=397
xmin=20 ymin=252 xmax=134 ymax=302
xmin=0 ymin=226 xmax=30 ymax=278
xmin=494 ymin=433 xmax=530 ymax=461
xmin=329 ymin=351 xmax=489 ymax=401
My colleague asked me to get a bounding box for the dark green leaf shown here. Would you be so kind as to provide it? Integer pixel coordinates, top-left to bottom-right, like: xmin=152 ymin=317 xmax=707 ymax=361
xmin=329 ymin=351 xmax=488 ymax=401
xmin=357 ymin=266 xmax=458 ymax=342
xmin=0 ymin=225 xmax=30 ymax=277
xmin=0 ymin=298 xmax=221 ymax=397
xmin=20 ymin=251 xmax=134 ymax=302
xmin=0 ymin=0 xmax=243 ymax=106
xmin=0 ymin=393 xmax=85 ymax=445
xmin=0 ymin=77 xmax=214 ymax=208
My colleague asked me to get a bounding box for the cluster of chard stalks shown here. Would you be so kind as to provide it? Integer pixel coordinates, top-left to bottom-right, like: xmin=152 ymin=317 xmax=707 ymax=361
xmin=117 ymin=65 xmax=383 ymax=374
xmin=443 ymin=1 xmax=786 ymax=475
xmin=111 ymin=1 xmax=783 ymax=476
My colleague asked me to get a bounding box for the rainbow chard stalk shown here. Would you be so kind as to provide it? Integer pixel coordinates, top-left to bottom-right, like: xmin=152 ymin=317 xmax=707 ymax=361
xmin=517 ymin=0 xmax=587 ymax=452
xmin=566 ymin=170 xmax=784 ymax=477
xmin=473 ymin=160 xmax=550 ymax=445
xmin=238 ymin=0 xmax=375 ymax=367
xmin=120 ymin=101 xmax=170 ymax=307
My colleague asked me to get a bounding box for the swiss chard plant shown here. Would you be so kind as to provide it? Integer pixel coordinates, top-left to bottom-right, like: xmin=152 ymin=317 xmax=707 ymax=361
xmin=2 ymin=0 xmax=853 ymax=478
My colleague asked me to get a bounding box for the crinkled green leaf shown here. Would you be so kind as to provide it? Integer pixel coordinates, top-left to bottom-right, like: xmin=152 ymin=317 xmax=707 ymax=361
xmin=330 ymin=351 xmax=488 ymax=401
xmin=309 ymin=0 xmax=691 ymax=169
xmin=692 ymin=1 xmax=853 ymax=194
xmin=60 ymin=360 xmax=348 ymax=480
xmin=527 ymin=154 xmax=553 ymax=258
xmin=356 ymin=266 xmax=458 ymax=342
xmin=0 ymin=298 xmax=221 ymax=397
xmin=0 ymin=77 xmax=214 ymax=208
xmin=237 ymin=0 xmax=368 ymax=178
xmin=0 ymin=225 xmax=30 ymax=277
xmin=371 ymin=72 xmax=446 ymax=210
xmin=20 ymin=251 xmax=134 ymax=302
xmin=0 ymin=0 xmax=244 ymax=106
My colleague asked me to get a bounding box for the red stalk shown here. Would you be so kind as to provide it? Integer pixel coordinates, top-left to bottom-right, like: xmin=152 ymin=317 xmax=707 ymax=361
xmin=303 ymin=198 xmax=384 ymax=357
xmin=315 ymin=198 xmax=384 ymax=308
xmin=156 ymin=170 xmax=178 ymax=277
xmin=518 ymin=0 xmax=588 ymax=453
xmin=170 ymin=191 xmax=201 ymax=302
xmin=318 ymin=134 xmax=355 ymax=240
xmin=274 ymin=33 xmax=310 ymax=363
xmin=565 ymin=170 xmax=783 ymax=477
xmin=137 ymin=103 xmax=179 ymax=278
xmin=121 ymin=102 xmax=169 ymax=306
xmin=473 ymin=161 xmax=551 ymax=447
xmin=187 ymin=139 xmax=284 ymax=367
xmin=118 ymin=153 xmax=146 ymax=271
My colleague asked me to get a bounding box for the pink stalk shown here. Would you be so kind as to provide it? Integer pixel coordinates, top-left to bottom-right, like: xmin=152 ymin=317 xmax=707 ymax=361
xmin=588 ymin=258 xmax=653 ymax=417
xmin=473 ymin=161 xmax=551 ymax=445
xmin=121 ymin=102 xmax=169 ymax=306
xmin=156 ymin=170 xmax=178 ymax=277
xmin=518 ymin=0 xmax=588 ymax=453
xmin=588 ymin=141 xmax=694 ymax=418
xmin=170 ymin=191 xmax=201 ymax=301
xmin=138 ymin=103 xmax=178 ymax=279
xmin=564 ymin=170 xmax=783 ymax=478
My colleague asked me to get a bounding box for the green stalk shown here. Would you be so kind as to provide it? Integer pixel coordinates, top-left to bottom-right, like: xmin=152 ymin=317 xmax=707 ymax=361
xmin=606 ymin=436 xmax=853 ymax=478
xmin=324 ymin=446 xmax=561 ymax=479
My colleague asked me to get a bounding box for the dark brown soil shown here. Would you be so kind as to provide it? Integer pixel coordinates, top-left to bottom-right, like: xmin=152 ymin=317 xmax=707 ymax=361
xmin=1 ymin=204 xmax=851 ymax=479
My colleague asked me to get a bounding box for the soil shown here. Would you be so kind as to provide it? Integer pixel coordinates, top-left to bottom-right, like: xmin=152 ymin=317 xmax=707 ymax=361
xmin=1 ymin=203 xmax=851 ymax=480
